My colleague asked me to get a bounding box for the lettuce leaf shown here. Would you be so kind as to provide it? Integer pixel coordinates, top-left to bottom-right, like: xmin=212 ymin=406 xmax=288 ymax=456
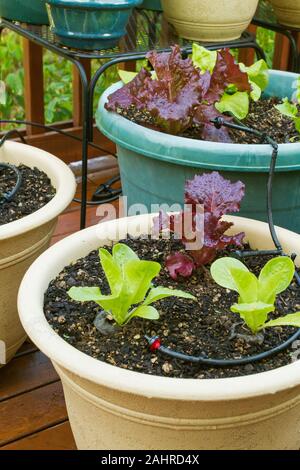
xmin=215 ymin=91 xmax=249 ymax=120
xmin=193 ymin=103 xmax=233 ymax=142
xmin=249 ymin=80 xmax=261 ymax=101
xmin=144 ymin=47 xmax=206 ymax=134
xmin=185 ymin=171 xmax=245 ymax=216
xmin=275 ymin=96 xmax=300 ymax=134
xmin=275 ymin=97 xmax=298 ymax=117
xmin=239 ymin=60 xmax=269 ymax=101
xmin=192 ymin=44 xmax=217 ymax=74
xmin=105 ymin=68 xmax=152 ymax=112
xmin=195 ymin=49 xmax=251 ymax=135
xmin=165 ymin=252 xmax=195 ymax=280
xmin=118 ymin=70 xmax=138 ymax=84
xmin=154 ymin=172 xmax=245 ymax=275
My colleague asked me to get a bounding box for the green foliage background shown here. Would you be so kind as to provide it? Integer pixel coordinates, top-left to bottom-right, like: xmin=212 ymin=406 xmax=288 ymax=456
xmin=0 ymin=27 xmax=275 ymax=130
xmin=0 ymin=30 xmax=120 ymax=129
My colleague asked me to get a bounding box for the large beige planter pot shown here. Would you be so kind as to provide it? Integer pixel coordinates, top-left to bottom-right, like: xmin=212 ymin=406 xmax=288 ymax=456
xmin=0 ymin=141 xmax=76 ymax=365
xmin=161 ymin=0 xmax=259 ymax=42
xmin=269 ymin=0 xmax=300 ymax=27
xmin=18 ymin=214 xmax=300 ymax=449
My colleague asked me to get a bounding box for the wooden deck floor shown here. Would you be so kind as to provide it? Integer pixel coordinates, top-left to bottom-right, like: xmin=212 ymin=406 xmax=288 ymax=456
xmin=0 ymin=163 xmax=120 ymax=450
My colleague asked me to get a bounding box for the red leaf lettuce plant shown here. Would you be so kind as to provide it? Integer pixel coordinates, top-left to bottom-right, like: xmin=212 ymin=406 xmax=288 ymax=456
xmin=153 ymin=171 xmax=245 ymax=280
xmin=106 ymin=44 xmax=269 ymax=142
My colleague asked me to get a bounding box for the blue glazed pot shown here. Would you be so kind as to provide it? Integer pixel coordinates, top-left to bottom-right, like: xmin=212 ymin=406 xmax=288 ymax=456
xmin=0 ymin=0 xmax=49 ymax=25
xmin=96 ymin=70 xmax=300 ymax=233
xmin=137 ymin=0 xmax=162 ymax=10
xmin=46 ymin=0 xmax=143 ymax=50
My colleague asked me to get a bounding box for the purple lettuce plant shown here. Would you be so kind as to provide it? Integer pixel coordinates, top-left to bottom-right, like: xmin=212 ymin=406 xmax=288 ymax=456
xmin=153 ymin=172 xmax=245 ymax=280
xmin=105 ymin=45 xmax=266 ymax=142
xmin=106 ymin=45 xmax=207 ymax=135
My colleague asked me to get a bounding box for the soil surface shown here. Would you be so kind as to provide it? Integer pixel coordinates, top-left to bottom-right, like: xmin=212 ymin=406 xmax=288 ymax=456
xmin=118 ymin=97 xmax=299 ymax=144
xmin=44 ymin=237 xmax=300 ymax=379
xmin=0 ymin=164 xmax=56 ymax=226
xmin=229 ymin=97 xmax=299 ymax=144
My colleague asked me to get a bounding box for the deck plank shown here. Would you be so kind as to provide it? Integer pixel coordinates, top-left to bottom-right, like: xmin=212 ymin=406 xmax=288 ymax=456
xmin=0 ymin=351 xmax=58 ymax=402
xmin=1 ymin=422 xmax=76 ymax=450
xmin=0 ymin=381 xmax=67 ymax=446
xmin=15 ymin=340 xmax=38 ymax=358
xmin=52 ymin=206 xmax=99 ymax=239
xmin=52 ymin=201 xmax=119 ymax=245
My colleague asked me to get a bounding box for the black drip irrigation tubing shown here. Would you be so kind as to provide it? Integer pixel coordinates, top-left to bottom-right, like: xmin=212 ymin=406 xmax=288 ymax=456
xmin=0 ymin=128 xmax=27 ymax=146
xmin=0 ymin=163 xmax=22 ymax=204
xmin=0 ymin=119 xmax=118 ymax=157
xmin=0 ymin=119 xmax=121 ymax=205
xmin=145 ymin=329 xmax=300 ymax=366
xmin=145 ymin=116 xmax=300 ymax=367
xmin=0 ymin=130 xmax=24 ymax=204
xmin=72 ymin=172 xmax=121 ymax=205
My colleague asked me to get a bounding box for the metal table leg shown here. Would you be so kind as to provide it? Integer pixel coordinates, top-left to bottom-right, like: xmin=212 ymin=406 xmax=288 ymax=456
xmin=252 ymin=18 xmax=299 ymax=72
xmin=73 ymin=60 xmax=90 ymax=229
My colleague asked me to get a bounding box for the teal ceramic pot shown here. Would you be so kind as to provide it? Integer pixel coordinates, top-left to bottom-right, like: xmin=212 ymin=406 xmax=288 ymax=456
xmin=97 ymin=70 xmax=300 ymax=233
xmin=0 ymin=0 xmax=49 ymax=25
xmin=46 ymin=0 xmax=143 ymax=50
xmin=137 ymin=0 xmax=162 ymax=10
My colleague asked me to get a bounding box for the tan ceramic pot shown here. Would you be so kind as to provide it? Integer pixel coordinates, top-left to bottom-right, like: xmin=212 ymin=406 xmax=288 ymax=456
xmin=18 ymin=214 xmax=300 ymax=450
xmin=269 ymin=0 xmax=300 ymax=27
xmin=161 ymin=0 xmax=259 ymax=42
xmin=0 ymin=141 xmax=76 ymax=365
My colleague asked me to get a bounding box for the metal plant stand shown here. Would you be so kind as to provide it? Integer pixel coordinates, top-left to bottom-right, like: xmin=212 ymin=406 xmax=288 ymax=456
xmin=0 ymin=9 xmax=266 ymax=229
xmin=253 ymin=17 xmax=300 ymax=72
xmin=253 ymin=1 xmax=300 ymax=72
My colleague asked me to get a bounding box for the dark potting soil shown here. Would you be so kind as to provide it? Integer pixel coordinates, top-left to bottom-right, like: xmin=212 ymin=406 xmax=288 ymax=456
xmin=119 ymin=97 xmax=299 ymax=144
xmin=0 ymin=164 xmax=56 ymax=226
xmin=44 ymin=237 xmax=300 ymax=379
xmin=228 ymin=97 xmax=299 ymax=144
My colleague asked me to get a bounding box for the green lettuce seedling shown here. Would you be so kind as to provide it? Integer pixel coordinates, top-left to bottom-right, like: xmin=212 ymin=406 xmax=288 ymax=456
xmin=210 ymin=256 xmax=300 ymax=334
xmin=68 ymin=243 xmax=196 ymax=326
xmin=275 ymin=97 xmax=300 ymax=134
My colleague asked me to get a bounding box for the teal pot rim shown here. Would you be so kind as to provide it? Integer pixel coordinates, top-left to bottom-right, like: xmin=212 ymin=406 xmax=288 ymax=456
xmin=52 ymin=29 xmax=122 ymax=40
xmin=96 ymin=70 xmax=300 ymax=173
xmin=46 ymin=0 xmax=142 ymax=10
xmin=0 ymin=0 xmax=49 ymax=25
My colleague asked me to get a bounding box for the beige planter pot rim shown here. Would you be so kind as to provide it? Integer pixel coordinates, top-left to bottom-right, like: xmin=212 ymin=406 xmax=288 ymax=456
xmin=0 ymin=141 xmax=76 ymax=240
xmin=18 ymin=214 xmax=300 ymax=402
